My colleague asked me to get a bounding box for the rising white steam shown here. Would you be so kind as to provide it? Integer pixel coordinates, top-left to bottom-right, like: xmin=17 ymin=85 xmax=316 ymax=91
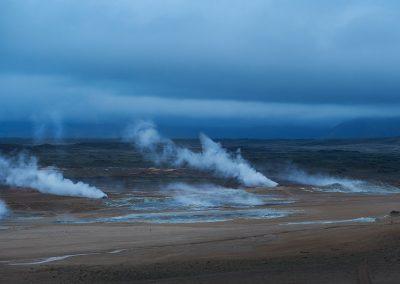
xmin=126 ymin=121 xmax=277 ymax=187
xmin=0 ymin=200 xmax=8 ymax=219
xmin=283 ymin=166 xmax=399 ymax=194
xmin=0 ymin=154 xmax=107 ymax=199
xmin=165 ymin=182 xmax=265 ymax=208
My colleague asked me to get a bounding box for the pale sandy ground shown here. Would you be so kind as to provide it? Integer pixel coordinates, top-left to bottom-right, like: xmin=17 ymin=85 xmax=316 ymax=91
xmin=1 ymin=187 xmax=400 ymax=283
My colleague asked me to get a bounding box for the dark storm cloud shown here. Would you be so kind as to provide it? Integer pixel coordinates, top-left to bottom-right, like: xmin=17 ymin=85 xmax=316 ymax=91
xmin=0 ymin=0 xmax=400 ymax=136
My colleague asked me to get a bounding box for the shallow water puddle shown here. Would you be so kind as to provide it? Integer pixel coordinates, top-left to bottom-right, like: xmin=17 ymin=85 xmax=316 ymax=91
xmin=283 ymin=217 xmax=376 ymax=226
xmin=58 ymin=208 xmax=293 ymax=224
xmin=6 ymin=249 xmax=128 ymax=266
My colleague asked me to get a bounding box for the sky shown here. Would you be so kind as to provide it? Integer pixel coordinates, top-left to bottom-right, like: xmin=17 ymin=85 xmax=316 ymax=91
xmin=1 ymin=0 xmax=400 ymax=139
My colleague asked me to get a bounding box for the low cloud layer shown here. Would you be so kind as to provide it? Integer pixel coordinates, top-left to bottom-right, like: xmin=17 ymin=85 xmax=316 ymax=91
xmin=1 ymin=74 xmax=399 ymax=126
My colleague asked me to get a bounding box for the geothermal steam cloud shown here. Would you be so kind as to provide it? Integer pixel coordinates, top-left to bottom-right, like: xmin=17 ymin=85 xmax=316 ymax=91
xmin=283 ymin=165 xmax=399 ymax=194
xmin=165 ymin=182 xmax=265 ymax=208
xmin=0 ymin=154 xmax=107 ymax=199
xmin=0 ymin=199 xmax=8 ymax=219
xmin=127 ymin=121 xmax=277 ymax=187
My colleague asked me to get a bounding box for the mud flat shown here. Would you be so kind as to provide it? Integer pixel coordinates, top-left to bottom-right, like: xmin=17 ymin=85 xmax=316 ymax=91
xmin=1 ymin=186 xmax=400 ymax=283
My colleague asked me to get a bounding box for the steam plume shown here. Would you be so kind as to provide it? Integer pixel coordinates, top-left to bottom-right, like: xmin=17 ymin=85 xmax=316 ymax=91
xmin=165 ymin=182 xmax=265 ymax=208
xmin=283 ymin=166 xmax=399 ymax=194
xmin=0 ymin=200 xmax=8 ymax=219
xmin=126 ymin=121 xmax=277 ymax=187
xmin=32 ymin=112 xmax=64 ymax=144
xmin=0 ymin=154 xmax=107 ymax=199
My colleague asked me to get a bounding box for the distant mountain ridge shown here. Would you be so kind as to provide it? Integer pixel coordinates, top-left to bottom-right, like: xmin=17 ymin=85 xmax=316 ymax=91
xmin=1 ymin=117 xmax=400 ymax=139
xmin=327 ymin=117 xmax=400 ymax=139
